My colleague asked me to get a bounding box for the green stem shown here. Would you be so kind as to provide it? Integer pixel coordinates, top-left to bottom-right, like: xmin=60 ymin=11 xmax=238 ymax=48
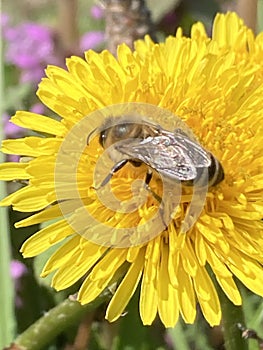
xmin=167 ymin=319 xmax=191 ymax=350
xmin=218 ymin=287 xmax=248 ymax=350
xmin=0 ymin=197 xmax=15 ymax=346
xmin=0 ymin=5 xmax=16 ymax=346
xmin=13 ymin=293 xmax=110 ymax=350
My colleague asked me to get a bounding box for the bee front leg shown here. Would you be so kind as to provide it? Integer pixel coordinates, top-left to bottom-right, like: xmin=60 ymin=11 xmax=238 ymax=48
xmin=92 ymin=159 xmax=129 ymax=190
xmin=144 ymin=169 xmax=162 ymax=203
xmin=144 ymin=169 xmax=169 ymax=230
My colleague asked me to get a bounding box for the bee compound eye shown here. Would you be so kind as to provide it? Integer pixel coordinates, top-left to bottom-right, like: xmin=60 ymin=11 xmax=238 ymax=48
xmin=99 ymin=130 xmax=107 ymax=146
xmin=114 ymin=124 xmax=131 ymax=139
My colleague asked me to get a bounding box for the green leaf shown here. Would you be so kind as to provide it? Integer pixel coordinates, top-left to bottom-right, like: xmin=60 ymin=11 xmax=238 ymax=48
xmin=33 ymin=243 xmax=59 ymax=287
xmin=33 ymin=236 xmax=70 ymax=305
xmin=33 ymin=218 xmax=63 ymax=288
xmin=240 ymin=286 xmax=263 ymax=350
xmin=4 ymin=83 xmax=32 ymax=112
xmin=33 ymin=228 xmax=75 ymax=304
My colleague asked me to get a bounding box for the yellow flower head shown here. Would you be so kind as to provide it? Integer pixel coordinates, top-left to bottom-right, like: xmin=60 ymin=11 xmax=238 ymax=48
xmin=1 ymin=12 xmax=263 ymax=327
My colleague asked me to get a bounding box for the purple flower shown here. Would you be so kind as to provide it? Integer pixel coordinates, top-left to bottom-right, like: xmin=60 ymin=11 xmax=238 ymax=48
xmin=0 ymin=13 xmax=9 ymax=32
xmin=3 ymin=22 xmax=58 ymax=83
xmin=20 ymin=67 xmax=47 ymax=84
xmin=11 ymin=260 xmax=27 ymax=280
xmin=80 ymin=31 xmax=105 ymax=51
xmin=90 ymin=5 xmax=104 ymax=19
xmin=4 ymin=23 xmax=54 ymax=67
xmin=11 ymin=260 xmax=27 ymax=307
xmin=7 ymin=154 xmax=20 ymax=162
xmin=3 ymin=113 xmax=23 ymax=138
xmin=30 ymin=102 xmax=45 ymax=115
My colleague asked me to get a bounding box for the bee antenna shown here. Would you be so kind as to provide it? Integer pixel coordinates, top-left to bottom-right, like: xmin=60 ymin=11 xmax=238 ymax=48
xmin=87 ymin=127 xmax=98 ymax=145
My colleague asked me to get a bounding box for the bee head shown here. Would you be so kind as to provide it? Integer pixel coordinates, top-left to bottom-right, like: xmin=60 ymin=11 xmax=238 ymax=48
xmin=98 ymin=115 xmax=145 ymax=149
xmin=89 ymin=114 xmax=159 ymax=149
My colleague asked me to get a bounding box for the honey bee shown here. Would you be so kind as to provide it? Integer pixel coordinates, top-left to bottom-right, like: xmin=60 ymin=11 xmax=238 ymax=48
xmin=88 ymin=114 xmax=224 ymax=195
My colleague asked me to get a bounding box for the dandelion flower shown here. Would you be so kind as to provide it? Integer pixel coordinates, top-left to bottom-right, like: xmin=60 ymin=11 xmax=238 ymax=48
xmin=1 ymin=12 xmax=263 ymax=328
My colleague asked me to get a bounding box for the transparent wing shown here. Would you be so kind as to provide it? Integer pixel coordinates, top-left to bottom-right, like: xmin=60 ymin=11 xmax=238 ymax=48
xmin=115 ymin=129 xmax=211 ymax=181
xmin=171 ymin=129 xmax=211 ymax=167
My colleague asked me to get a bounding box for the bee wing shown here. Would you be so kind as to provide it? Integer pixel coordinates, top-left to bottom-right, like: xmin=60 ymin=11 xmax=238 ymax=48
xmin=116 ymin=136 xmax=201 ymax=181
xmin=172 ymin=129 xmax=211 ymax=168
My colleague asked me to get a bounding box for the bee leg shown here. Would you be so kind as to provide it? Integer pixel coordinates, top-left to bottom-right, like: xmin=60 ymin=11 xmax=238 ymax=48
xmin=143 ymin=169 xmax=162 ymax=203
xmin=145 ymin=170 xmax=170 ymax=230
xmin=92 ymin=159 xmax=129 ymax=190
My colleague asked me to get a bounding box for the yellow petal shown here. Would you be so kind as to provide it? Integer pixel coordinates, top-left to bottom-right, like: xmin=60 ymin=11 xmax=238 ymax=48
xmin=0 ymin=185 xmax=55 ymax=211
xmin=0 ymin=162 xmax=30 ymax=180
xmin=89 ymin=248 xmax=127 ymax=281
xmin=11 ymin=111 xmax=67 ymax=136
xmin=41 ymin=235 xmax=81 ymax=276
xmin=139 ymin=269 xmax=158 ymax=325
xmin=106 ymin=247 xmax=145 ymax=322
xmin=194 ymin=267 xmax=221 ymax=326
xmin=177 ymin=263 xmax=196 ymax=323
xmin=180 ymin=239 xmax=198 ymax=277
xmin=139 ymin=238 xmax=160 ymax=325
xmin=157 ymin=242 xmax=179 ymax=327
xmin=15 ymin=204 xmax=63 ymax=228
xmin=215 ymin=275 xmax=241 ymax=305
xmin=78 ymin=249 xmax=127 ymax=304
xmin=227 ymin=250 xmax=263 ymax=296
xmin=2 ymin=137 xmax=61 ymax=157
xmin=20 ymin=220 xmax=74 ymax=257
xmin=51 ymin=241 xmax=107 ymax=290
